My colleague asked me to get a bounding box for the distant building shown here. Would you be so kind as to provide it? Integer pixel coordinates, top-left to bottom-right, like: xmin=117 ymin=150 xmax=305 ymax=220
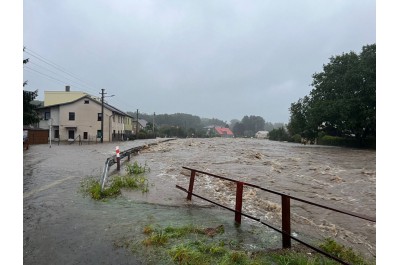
xmin=205 ymin=126 xmax=234 ymax=138
xmin=133 ymin=119 xmax=148 ymax=134
xmin=255 ymin=131 xmax=269 ymax=139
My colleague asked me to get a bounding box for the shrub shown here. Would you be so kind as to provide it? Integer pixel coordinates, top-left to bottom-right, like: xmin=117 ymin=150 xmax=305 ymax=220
xmin=125 ymin=161 xmax=149 ymax=175
xmin=291 ymin=134 xmax=302 ymax=143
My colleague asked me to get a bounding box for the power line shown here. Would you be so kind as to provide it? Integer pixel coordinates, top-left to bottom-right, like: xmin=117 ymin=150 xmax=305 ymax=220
xmin=24 ymin=64 xmax=93 ymax=92
xmin=24 ymin=66 xmax=70 ymax=86
xmin=27 ymin=61 xmax=97 ymax=92
xmin=24 ymin=47 xmax=99 ymax=93
xmin=23 ymin=47 xmax=139 ymax=112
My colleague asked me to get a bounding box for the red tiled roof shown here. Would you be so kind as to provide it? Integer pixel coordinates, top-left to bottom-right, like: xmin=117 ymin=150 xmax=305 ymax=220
xmin=215 ymin=127 xmax=234 ymax=135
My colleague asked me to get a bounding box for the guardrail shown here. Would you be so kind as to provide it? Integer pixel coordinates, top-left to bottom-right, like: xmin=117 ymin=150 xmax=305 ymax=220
xmin=100 ymin=139 xmax=176 ymax=190
xmin=176 ymin=166 xmax=375 ymax=265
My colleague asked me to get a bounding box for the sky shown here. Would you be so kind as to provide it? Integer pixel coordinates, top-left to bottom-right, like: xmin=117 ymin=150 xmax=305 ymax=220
xmin=21 ymin=0 xmax=376 ymax=124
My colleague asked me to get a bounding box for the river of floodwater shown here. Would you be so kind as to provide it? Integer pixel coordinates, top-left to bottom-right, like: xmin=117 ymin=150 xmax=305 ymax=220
xmin=23 ymin=138 xmax=376 ymax=264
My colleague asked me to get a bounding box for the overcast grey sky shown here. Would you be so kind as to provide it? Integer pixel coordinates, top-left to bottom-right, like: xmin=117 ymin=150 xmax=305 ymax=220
xmin=23 ymin=0 xmax=375 ymax=123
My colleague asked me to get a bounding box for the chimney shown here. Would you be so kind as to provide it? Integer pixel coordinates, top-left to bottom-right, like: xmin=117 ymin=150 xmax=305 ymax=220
xmin=65 ymin=85 xmax=70 ymax=92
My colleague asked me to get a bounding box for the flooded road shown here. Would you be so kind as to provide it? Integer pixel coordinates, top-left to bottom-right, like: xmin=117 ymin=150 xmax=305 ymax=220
xmin=24 ymin=138 xmax=376 ymax=264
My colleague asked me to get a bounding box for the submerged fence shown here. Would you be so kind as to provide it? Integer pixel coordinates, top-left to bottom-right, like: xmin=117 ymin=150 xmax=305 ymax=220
xmin=176 ymin=166 xmax=375 ymax=265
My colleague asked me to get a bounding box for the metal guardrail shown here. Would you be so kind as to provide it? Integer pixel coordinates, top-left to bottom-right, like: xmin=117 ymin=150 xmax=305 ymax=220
xmin=177 ymin=166 xmax=376 ymax=265
xmin=100 ymin=139 xmax=176 ymax=190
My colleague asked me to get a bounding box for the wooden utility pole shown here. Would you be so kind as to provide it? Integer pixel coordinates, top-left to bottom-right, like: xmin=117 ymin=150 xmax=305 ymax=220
xmin=100 ymin=89 xmax=106 ymax=143
xmin=136 ymin=109 xmax=139 ymax=138
xmin=153 ymin=112 xmax=155 ymax=138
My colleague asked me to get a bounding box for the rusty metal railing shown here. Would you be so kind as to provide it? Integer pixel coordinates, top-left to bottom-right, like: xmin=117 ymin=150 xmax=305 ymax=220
xmin=176 ymin=166 xmax=375 ymax=265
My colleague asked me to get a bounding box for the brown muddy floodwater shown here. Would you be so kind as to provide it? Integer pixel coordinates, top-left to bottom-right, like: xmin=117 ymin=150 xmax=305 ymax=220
xmin=24 ymin=138 xmax=376 ymax=264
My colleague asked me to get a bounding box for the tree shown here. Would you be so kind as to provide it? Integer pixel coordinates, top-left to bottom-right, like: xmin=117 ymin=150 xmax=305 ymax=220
xmin=229 ymin=119 xmax=240 ymax=129
xmin=23 ymin=52 xmax=40 ymax=126
xmin=287 ymin=96 xmax=316 ymax=140
xmin=232 ymin=122 xmax=245 ymax=137
xmin=268 ymin=127 xmax=290 ymax=141
xmin=23 ymin=90 xmax=40 ymax=125
xmin=288 ymin=44 xmax=376 ymax=146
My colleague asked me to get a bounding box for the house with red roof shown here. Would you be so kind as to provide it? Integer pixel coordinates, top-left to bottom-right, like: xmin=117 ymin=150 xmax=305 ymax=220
xmin=214 ymin=126 xmax=234 ymax=138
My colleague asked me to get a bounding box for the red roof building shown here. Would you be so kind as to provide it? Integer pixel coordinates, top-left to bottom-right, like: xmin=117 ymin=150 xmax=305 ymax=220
xmin=214 ymin=127 xmax=234 ymax=138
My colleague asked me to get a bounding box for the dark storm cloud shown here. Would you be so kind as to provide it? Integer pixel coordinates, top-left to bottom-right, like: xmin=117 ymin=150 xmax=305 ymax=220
xmin=23 ymin=0 xmax=375 ymax=123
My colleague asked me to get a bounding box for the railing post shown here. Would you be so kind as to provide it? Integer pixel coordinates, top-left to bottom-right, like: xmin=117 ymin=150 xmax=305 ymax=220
xmin=282 ymin=194 xmax=291 ymax=248
xmin=235 ymin=182 xmax=244 ymax=224
xmin=116 ymin=146 xmax=120 ymax=171
xmin=187 ymin=170 xmax=196 ymax=200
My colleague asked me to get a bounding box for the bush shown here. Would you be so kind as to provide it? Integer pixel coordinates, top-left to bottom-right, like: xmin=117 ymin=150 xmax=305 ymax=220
xmin=125 ymin=161 xmax=149 ymax=175
xmin=269 ymin=127 xmax=290 ymax=141
xmin=318 ymin=135 xmax=349 ymax=146
xmin=291 ymin=134 xmax=302 ymax=143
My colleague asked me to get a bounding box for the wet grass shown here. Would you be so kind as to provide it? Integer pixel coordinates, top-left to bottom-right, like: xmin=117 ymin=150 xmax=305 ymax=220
xmin=121 ymin=224 xmax=374 ymax=265
xmin=125 ymin=161 xmax=150 ymax=175
xmin=80 ymin=161 xmax=150 ymax=200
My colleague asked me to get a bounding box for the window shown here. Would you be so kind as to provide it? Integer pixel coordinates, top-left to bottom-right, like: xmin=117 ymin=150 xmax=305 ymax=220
xmin=83 ymin=132 xmax=88 ymax=140
xmin=69 ymin=112 xmax=75 ymax=121
xmin=97 ymin=130 xmax=102 ymax=138
xmin=84 ymin=100 xmax=89 ymax=104
xmin=44 ymin=112 xmax=50 ymax=120
xmin=55 ymin=130 xmax=59 ymax=138
xmin=98 ymin=113 xmax=102 ymax=121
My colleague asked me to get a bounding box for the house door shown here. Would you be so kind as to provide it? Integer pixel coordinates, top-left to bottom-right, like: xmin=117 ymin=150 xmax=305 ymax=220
xmin=68 ymin=130 xmax=75 ymax=140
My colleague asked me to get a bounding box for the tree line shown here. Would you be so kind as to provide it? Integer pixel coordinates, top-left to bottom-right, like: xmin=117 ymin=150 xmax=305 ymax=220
xmin=128 ymin=112 xmax=283 ymax=138
xmin=283 ymin=43 xmax=376 ymax=148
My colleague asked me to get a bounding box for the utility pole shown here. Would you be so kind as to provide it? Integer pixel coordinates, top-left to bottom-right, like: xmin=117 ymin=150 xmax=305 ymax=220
xmin=136 ymin=109 xmax=139 ymax=138
xmin=100 ymin=89 xmax=106 ymax=143
xmin=153 ymin=112 xmax=155 ymax=138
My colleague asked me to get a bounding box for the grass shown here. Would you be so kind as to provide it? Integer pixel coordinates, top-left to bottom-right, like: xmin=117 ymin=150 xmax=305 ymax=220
xmin=129 ymin=224 xmax=374 ymax=265
xmin=125 ymin=161 xmax=150 ymax=175
xmin=319 ymin=238 xmax=370 ymax=265
xmin=80 ymin=161 xmax=150 ymax=200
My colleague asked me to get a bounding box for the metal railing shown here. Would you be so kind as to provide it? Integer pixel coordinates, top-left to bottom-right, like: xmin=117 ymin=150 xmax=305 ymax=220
xmin=176 ymin=166 xmax=375 ymax=265
xmin=69 ymin=134 xmax=82 ymax=145
xmin=100 ymin=145 xmax=144 ymax=190
xmin=100 ymin=139 xmax=176 ymax=190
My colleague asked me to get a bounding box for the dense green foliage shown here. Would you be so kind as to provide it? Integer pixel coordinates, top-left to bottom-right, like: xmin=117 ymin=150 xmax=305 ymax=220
xmin=232 ymin=115 xmax=266 ymax=137
xmin=23 ymin=54 xmax=40 ymax=126
xmin=268 ymin=127 xmax=290 ymax=141
xmin=230 ymin=116 xmax=285 ymax=137
xmin=23 ymin=89 xmax=40 ymax=125
xmin=287 ymin=44 xmax=376 ymax=148
xmin=128 ymin=111 xmax=284 ymax=138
